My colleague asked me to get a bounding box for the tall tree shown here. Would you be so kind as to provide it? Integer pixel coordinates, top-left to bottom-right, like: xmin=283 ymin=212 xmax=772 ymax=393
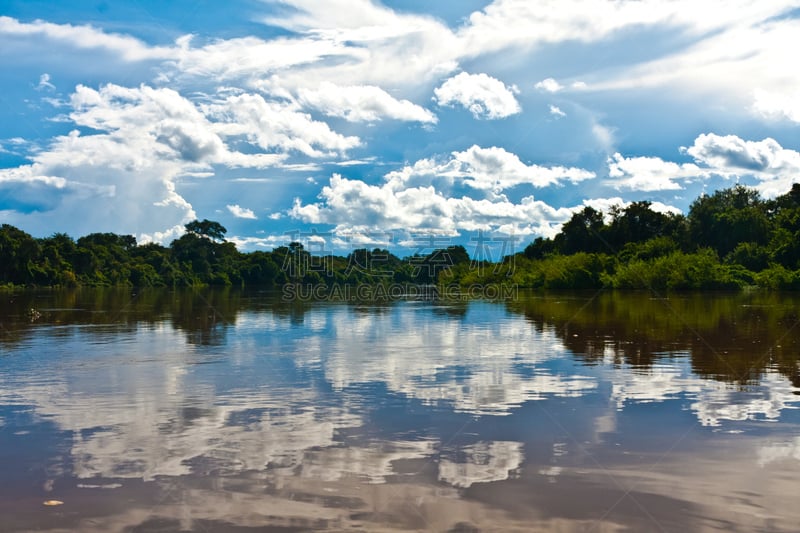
xmin=554 ymin=206 xmax=606 ymax=254
xmin=688 ymin=185 xmax=771 ymax=257
xmin=185 ymin=219 xmax=227 ymax=242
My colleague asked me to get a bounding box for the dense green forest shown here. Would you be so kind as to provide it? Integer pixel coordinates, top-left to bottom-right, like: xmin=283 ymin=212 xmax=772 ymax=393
xmin=2 ymin=183 xmax=800 ymax=290
xmin=477 ymin=182 xmax=800 ymax=291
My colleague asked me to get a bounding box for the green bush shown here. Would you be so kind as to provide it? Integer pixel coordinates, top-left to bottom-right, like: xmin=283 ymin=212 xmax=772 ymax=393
xmin=610 ymin=249 xmax=747 ymax=290
xmin=755 ymin=265 xmax=800 ymax=290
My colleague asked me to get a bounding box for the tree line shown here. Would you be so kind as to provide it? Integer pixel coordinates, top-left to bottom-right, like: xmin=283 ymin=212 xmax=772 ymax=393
xmin=1 ymin=183 xmax=800 ymax=290
xmin=0 ymin=217 xmax=470 ymax=288
xmin=449 ymin=183 xmax=800 ymax=290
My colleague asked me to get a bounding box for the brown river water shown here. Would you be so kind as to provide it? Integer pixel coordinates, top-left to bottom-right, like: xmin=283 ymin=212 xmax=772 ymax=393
xmin=1 ymin=288 xmax=799 ymax=532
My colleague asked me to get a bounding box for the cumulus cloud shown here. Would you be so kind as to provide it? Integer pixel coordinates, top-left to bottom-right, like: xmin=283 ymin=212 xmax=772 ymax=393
xmin=297 ymin=82 xmax=436 ymax=123
xmin=434 ymin=72 xmax=521 ymax=119
xmin=290 ymin=172 xmax=576 ymax=237
xmin=227 ymin=204 xmax=257 ymax=219
xmin=683 ymin=133 xmax=800 ymax=196
xmin=69 ymin=84 xmax=283 ymax=168
xmin=549 ymin=105 xmax=566 ymax=117
xmin=607 ymin=133 xmax=800 ymax=197
xmin=0 ymin=127 xmax=196 ymax=238
xmin=0 ymin=80 xmax=362 ymax=239
xmin=386 ymin=145 xmax=595 ymax=193
xmin=535 ymin=78 xmax=563 ymax=93
xmin=208 ymin=92 xmax=360 ymax=158
xmin=607 ymin=153 xmax=709 ymax=191
xmin=684 ymin=134 xmax=794 ymax=173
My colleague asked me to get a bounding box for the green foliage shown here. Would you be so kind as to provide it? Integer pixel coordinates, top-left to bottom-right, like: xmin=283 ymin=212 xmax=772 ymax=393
xmin=725 ymin=242 xmax=770 ymax=271
xmin=618 ymin=236 xmax=679 ymax=262
xmin=553 ymin=206 xmax=606 ymax=254
xmin=185 ymin=219 xmax=227 ymax=241
xmin=754 ymin=265 xmax=800 ymax=290
xmin=535 ymin=253 xmax=610 ymax=289
xmin=0 ymin=224 xmax=41 ymax=284
xmin=523 ymin=236 xmax=555 ymax=259
xmin=688 ymin=185 xmax=770 ymax=257
xmin=606 ymin=201 xmax=684 ymax=250
xmin=608 ymin=249 xmax=748 ymax=290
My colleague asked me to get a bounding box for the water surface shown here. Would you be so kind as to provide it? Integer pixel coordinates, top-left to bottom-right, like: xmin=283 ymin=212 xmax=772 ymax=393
xmin=1 ymin=289 xmax=799 ymax=532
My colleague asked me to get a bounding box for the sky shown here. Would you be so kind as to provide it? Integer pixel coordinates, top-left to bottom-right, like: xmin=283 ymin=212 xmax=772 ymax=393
xmin=1 ymin=0 xmax=799 ymax=257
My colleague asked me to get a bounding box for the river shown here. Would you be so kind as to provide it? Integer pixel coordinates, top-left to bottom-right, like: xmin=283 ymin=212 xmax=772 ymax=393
xmin=1 ymin=288 xmax=799 ymax=532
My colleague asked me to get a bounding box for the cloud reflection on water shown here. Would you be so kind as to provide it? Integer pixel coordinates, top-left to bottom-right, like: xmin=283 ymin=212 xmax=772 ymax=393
xmin=1 ymin=292 xmax=800 ymax=531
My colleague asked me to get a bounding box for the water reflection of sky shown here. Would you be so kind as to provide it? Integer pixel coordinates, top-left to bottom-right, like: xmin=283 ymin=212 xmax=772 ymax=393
xmin=1 ymin=295 xmax=800 ymax=531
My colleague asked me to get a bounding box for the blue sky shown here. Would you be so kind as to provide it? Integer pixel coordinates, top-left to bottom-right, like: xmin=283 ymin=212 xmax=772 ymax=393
xmin=1 ymin=0 xmax=799 ymax=256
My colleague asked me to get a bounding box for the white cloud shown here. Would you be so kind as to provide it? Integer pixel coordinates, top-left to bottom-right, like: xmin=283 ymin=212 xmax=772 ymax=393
xmin=227 ymin=204 xmax=257 ymax=219
xmin=684 ymin=134 xmax=793 ymax=173
xmin=174 ymin=35 xmax=356 ymax=83
xmin=0 ymin=126 xmax=196 ymax=239
xmin=69 ymin=84 xmax=283 ymax=168
xmin=606 ymin=133 xmax=800 ymax=197
xmin=208 ymin=92 xmax=360 ymax=158
xmin=648 ymin=201 xmax=683 ymax=216
xmin=226 ymin=234 xmax=289 ymax=251
xmin=247 ymin=0 xmax=460 ymax=90
xmin=683 ymin=133 xmax=800 ymax=197
xmin=549 ymin=105 xmax=566 ymax=117
xmin=0 ymin=80 xmax=362 ymax=240
xmin=297 ymin=81 xmax=437 ymax=123
xmin=287 ymin=146 xmax=596 ymax=239
xmin=0 ymin=15 xmax=171 ymax=62
xmin=459 ymin=0 xmax=795 ymax=57
xmin=434 ymin=72 xmax=521 ymax=120
xmin=581 ymin=197 xmax=626 ymax=219
xmin=591 ymin=121 xmax=615 ymax=152
xmin=535 ymin=78 xmax=563 ymax=93
xmin=386 ymin=145 xmax=595 ymax=192
xmin=578 ymin=9 xmax=800 ymax=123
xmin=290 ymin=172 xmax=577 ymax=237
xmin=138 ymin=224 xmax=186 ymax=246
xmin=607 ymin=153 xmax=709 ymax=191
xmin=36 ymin=73 xmax=55 ymax=91
xmin=753 ymin=88 xmax=800 ymax=123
